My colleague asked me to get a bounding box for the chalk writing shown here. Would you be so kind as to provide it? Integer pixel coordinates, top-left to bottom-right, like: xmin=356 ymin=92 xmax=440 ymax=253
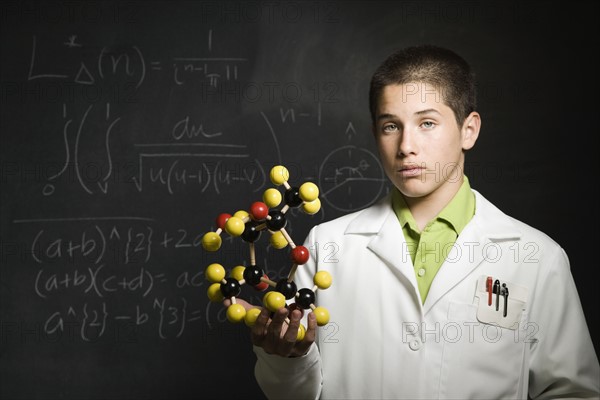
xmin=42 ymin=298 xmax=205 ymax=341
xmin=130 ymin=154 xmax=266 ymax=194
xmin=28 ymin=224 xmax=215 ymax=265
xmin=43 ymin=103 xmax=121 ymax=196
xmin=28 ymin=29 xmax=245 ymax=88
xmin=318 ymin=144 xmax=387 ymax=212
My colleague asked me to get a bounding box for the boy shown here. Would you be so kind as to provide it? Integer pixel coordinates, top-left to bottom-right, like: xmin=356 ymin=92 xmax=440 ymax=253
xmin=240 ymin=45 xmax=600 ymax=399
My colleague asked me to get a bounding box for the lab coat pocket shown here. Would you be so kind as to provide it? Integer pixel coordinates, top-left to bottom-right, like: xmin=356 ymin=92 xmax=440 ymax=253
xmin=439 ymin=301 xmax=528 ymax=399
xmin=474 ymin=275 xmax=527 ymax=330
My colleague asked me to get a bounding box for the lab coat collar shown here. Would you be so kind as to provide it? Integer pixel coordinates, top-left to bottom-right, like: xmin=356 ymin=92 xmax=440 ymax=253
xmin=354 ymin=193 xmax=424 ymax=310
xmin=344 ymin=189 xmax=522 ymax=315
xmin=344 ymin=189 xmax=520 ymax=238
xmin=423 ymin=190 xmax=522 ymax=314
xmin=344 ymin=192 xmax=393 ymax=235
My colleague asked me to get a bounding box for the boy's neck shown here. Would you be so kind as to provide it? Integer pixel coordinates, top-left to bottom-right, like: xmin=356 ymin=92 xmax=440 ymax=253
xmin=403 ymin=175 xmax=464 ymax=231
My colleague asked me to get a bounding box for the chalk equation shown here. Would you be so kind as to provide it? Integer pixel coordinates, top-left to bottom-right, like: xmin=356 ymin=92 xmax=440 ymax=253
xmin=130 ymin=150 xmax=266 ymax=195
xmin=11 ymin=216 xmax=301 ymax=342
xmin=43 ymin=297 xmax=204 ymax=341
xmin=26 ymin=222 xmax=224 ymax=266
xmin=42 ymin=103 xmax=121 ymax=196
xmin=41 ymin=104 xmax=270 ymax=196
xmin=28 ymin=30 xmax=244 ymax=88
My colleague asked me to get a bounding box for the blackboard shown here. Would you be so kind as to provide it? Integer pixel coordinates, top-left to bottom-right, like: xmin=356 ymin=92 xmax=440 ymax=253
xmin=1 ymin=1 xmax=598 ymax=399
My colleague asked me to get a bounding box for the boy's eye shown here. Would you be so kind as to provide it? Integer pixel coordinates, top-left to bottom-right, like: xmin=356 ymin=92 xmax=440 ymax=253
xmin=382 ymin=124 xmax=398 ymax=132
xmin=422 ymin=121 xmax=435 ymax=129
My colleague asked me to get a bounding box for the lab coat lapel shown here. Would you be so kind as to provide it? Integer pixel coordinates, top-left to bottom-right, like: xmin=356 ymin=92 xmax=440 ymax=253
xmin=367 ymin=211 xmax=421 ymax=300
xmin=345 ymin=194 xmax=422 ymax=306
xmin=422 ymin=220 xmax=488 ymax=315
xmin=423 ymin=190 xmax=521 ymax=315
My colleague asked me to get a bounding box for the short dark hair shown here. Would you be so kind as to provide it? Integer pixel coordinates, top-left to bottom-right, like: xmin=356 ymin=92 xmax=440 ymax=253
xmin=369 ymin=45 xmax=477 ymax=126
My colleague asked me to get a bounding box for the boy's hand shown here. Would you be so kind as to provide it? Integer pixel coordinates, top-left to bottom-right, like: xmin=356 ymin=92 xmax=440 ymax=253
xmin=223 ymin=298 xmax=316 ymax=358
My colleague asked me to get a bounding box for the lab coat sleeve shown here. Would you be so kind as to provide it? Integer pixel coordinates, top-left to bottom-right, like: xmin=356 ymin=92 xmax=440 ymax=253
xmin=253 ymin=226 xmax=324 ymax=399
xmin=528 ymin=247 xmax=600 ymax=399
xmin=253 ymin=342 xmax=323 ymax=400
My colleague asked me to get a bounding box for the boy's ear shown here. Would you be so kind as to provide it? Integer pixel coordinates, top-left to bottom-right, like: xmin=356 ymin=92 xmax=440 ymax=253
xmin=461 ymin=111 xmax=481 ymax=150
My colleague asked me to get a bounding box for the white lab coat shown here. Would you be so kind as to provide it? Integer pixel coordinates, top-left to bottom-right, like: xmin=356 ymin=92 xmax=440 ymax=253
xmin=254 ymin=190 xmax=600 ymax=399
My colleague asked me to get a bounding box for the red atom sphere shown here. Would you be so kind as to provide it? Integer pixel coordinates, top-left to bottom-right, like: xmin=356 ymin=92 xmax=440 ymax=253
xmin=249 ymin=201 xmax=269 ymax=220
xmin=216 ymin=213 xmax=231 ymax=230
xmin=291 ymin=246 xmax=310 ymax=264
xmin=254 ymin=274 xmax=270 ymax=291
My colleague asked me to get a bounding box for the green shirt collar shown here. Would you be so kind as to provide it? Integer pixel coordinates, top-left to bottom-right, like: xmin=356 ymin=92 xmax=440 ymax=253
xmin=392 ymin=176 xmax=475 ymax=235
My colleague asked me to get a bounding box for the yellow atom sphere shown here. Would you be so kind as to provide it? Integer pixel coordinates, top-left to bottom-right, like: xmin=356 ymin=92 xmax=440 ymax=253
xmin=233 ymin=210 xmax=249 ymax=220
xmin=313 ymin=307 xmax=330 ymax=326
xmin=201 ymin=232 xmax=222 ymax=252
xmin=296 ymin=324 xmax=306 ymax=341
xmin=262 ymin=291 xmax=273 ymax=308
xmin=302 ymin=198 xmax=321 ymax=215
xmin=207 ymin=283 xmax=224 ymax=302
xmin=244 ymin=308 xmax=262 ymax=327
xmin=224 ymin=216 xmax=245 ymax=236
xmin=313 ymin=271 xmax=333 ymax=289
xmin=205 ymin=263 xmax=226 ymax=283
xmin=231 ymin=265 xmax=245 ymax=281
xmin=270 ymin=231 xmax=288 ymax=249
xmin=299 ymin=182 xmax=319 ymax=202
xmin=226 ymin=304 xmax=247 ymax=323
xmin=263 ymin=188 xmax=282 ymax=208
xmin=270 ymin=165 xmax=290 ymax=185
xmin=264 ymin=291 xmax=286 ymax=312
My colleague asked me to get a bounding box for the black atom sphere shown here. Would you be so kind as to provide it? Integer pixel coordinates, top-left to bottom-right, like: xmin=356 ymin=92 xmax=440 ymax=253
xmin=220 ymin=278 xmax=241 ymax=298
xmin=284 ymin=187 xmax=303 ymax=207
xmin=266 ymin=210 xmax=286 ymax=231
xmin=243 ymin=266 xmax=264 ymax=285
xmin=241 ymin=222 xmax=261 ymax=243
xmin=296 ymin=288 xmax=315 ymax=309
xmin=275 ymin=279 xmax=298 ymax=299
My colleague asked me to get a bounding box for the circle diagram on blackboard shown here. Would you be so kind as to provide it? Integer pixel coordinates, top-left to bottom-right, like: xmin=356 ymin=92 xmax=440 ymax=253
xmin=318 ymin=145 xmax=387 ymax=212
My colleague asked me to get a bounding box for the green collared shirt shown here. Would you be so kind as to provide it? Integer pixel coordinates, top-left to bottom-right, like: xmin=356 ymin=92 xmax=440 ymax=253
xmin=392 ymin=176 xmax=476 ymax=303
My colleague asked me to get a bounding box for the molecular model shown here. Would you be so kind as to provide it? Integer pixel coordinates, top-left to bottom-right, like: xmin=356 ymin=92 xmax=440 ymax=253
xmin=201 ymin=165 xmax=332 ymax=341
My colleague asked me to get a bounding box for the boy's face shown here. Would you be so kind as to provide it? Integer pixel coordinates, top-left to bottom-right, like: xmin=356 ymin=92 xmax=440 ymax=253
xmin=374 ymin=82 xmax=479 ymax=201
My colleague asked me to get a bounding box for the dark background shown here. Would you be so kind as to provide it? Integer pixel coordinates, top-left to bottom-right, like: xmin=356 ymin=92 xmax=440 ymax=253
xmin=1 ymin=1 xmax=598 ymax=399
